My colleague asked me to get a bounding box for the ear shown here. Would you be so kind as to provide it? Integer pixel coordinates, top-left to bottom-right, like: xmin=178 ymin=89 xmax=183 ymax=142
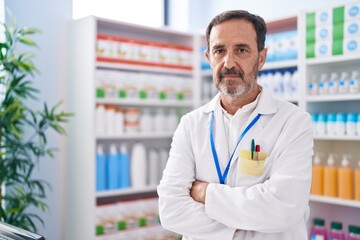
xmin=204 ymin=50 xmax=210 ymax=63
xmin=258 ymin=48 xmax=267 ymax=70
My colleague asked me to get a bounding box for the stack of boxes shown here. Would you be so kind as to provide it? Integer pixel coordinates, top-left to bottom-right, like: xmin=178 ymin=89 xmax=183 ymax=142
xmin=306 ymin=1 xmax=360 ymax=58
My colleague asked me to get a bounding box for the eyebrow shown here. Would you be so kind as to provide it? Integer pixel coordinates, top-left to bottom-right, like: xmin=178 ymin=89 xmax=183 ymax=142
xmin=211 ymin=43 xmax=251 ymax=51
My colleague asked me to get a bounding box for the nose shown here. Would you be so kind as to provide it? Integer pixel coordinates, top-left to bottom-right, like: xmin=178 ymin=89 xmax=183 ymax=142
xmin=223 ymin=51 xmax=236 ymax=69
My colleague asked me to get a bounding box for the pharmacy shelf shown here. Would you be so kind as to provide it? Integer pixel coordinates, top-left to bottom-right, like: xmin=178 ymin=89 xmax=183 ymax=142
xmin=96 ymin=132 xmax=174 ymax=140
xmin=96 ymin=98 xmax=193 ymax=107
xmin=314 ymin=135 xmax=360 ymax=141
xmin=310 ymin=195 xmax=360 ymax=208
xmin=262 ymin=60 xmax=298 ymax=70
xmin=96 ymin=61 xmax=193 ymax=75
xmin=306 ymin=94 xmax=360 ymax=102
xmin=96 ymin=185 xmax=158 ymax=198
xmin=306 ymin=54 xmax=360 ymax=66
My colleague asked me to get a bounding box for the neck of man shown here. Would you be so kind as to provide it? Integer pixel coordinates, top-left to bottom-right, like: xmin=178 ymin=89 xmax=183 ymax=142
xmin=220 ymin=84 xmax=261 ymax=115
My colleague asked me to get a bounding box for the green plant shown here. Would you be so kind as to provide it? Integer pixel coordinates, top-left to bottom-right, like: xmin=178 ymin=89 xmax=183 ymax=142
xmin=0 ymin=12 xmax=72 ymax=232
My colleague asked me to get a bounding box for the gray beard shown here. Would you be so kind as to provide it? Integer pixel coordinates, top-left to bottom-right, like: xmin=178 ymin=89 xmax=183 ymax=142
xmin=217 ymin=79 xmax=252 ymax=98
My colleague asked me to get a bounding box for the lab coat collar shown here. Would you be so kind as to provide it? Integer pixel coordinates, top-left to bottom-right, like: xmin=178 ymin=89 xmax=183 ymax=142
xmin=202 ymin=86 xmax=277 ymax=116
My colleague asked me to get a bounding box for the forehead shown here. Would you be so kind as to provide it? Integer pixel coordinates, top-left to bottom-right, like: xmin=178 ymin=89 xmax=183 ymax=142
xmin=209 ymin=19 xmax=257 ymax=49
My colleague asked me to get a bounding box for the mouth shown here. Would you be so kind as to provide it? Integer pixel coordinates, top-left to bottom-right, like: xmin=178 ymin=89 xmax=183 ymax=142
xmin=218 ymin=68 xmax=244 ymax=80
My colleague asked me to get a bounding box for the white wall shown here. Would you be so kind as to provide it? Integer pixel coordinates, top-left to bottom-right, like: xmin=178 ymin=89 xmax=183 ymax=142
xmin=4 ymin=0 xmax=72 ymax=239
xmin=170 ymin=0 xmax=352 ymax=32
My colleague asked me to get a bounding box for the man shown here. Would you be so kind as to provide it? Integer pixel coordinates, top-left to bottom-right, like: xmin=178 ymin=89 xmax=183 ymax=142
xmin=157 ymin=10 xmax=313 ymax=240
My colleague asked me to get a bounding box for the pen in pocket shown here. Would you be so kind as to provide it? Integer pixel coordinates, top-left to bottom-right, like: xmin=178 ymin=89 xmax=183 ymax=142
xmin=256 ymin=145 xmax=260 ymax=166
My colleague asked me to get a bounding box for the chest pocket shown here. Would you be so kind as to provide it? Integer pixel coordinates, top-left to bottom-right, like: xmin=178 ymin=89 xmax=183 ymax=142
xmin=238 ymin=149 xmax=268 ymax=176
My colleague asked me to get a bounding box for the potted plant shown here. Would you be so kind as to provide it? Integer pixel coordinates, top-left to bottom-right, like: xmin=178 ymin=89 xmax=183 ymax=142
xmin=0 ymin=12 xmax=72 ymax=232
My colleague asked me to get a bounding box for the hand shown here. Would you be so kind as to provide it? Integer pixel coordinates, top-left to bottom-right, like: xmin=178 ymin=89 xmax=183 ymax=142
xmin=190 ymin=180 xmax=209 ymax=204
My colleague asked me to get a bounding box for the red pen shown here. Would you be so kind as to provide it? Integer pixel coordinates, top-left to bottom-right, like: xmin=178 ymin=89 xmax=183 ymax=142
xmin=256 ymin=145 xmax=260 ymax=166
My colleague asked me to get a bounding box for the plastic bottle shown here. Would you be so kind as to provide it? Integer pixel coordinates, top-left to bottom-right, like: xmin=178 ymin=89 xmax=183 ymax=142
xmin=95 ymin=104 xmax=106 ymax=135
xmin=329 ymin=72 xmax=339 ymax=94
xmin=311 ymin=153 xmax=324 ymax=195
xmin=154 ymin=108 xmax=166 ymax=133
xmin=355 ymin=160 xmax=360 ymax=201
xmin=323 ymin=153 xmax=338 ymax=197
xmin=148 ymin=148 xmax=159 ymax=186
xmin=107 ymin=144 xmax=119 ymax=190
xmin=166 ymin=109 xmax=178 ymax=132
xmin=349 ymin=70 xmax=359 ymax=94
xmin=346 ymin=113 xmax=358 ymax=136
xmin=316 ymin=113 xmax=327 ymax=136
xmin=119 ymin=144 xmax=130 ymax=189
xmin=139 ymin=108 xmax=153 ymax=133
xmin=272 ymin=69 xmax=283 ymax=97
xmin=311 ymin=113 xmax=318 ymax=136
xmin=309 ymin=218 xmax=327 ymax=240
xmin=338 ymin=71 xmax=350 ymax=94
xmin=159 ymin=148 xmax=169 ymax=175
xmin=96 ymin=144 xmax=106 ymax=191
xmin=348 ymin=225 xmax=360 ymax=240
xmin=282 ymin=68 xmax=292 ymax=99
xmin=309 ymin=74 xmax=318 ymax=95
xmin=131 ymin=142 xmax=147 ymax=188
xmin=114 ymin=107 xmax=125 ymax=135
xmin=338 ymin=154 xmax=354 ymax=199
xmin=318 ymin=73 xmax=329 ymax=95
xmin=335 ymin=113 xmax=346 ymax=136
xmin=105 ymin=105 xmax=116 ymax=136
xmin=326 ymin=113 xmax=336 ymax=136
xmin=291 ymin=69 xmax=299 ymax=97
xmin=328 ymin=221 xmax=345 ymax=240
xmin=357 ymin=114 xmax=360 ymax=136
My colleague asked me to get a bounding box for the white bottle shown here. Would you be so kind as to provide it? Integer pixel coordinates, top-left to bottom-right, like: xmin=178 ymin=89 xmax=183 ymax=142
xmin=130 ymin=142 xmax=147 ymax=188
xmin=159 ymin=148 xmax=169 ymax=175
xmin=346 ymin=113 xmax=357 ymax=136
xmin=290 ymin=69 xmax=299 ymax=97
xmin=282 ymin=69 xmax=292 ymax=99
xmin=105 ymin=105 xmax=116 ymax=136
xmin=308 ymin=74 xmax=318 ymax=95
xmin=147 ymin=148 xmax=159 ymax=186
xmin=166 ymin=109 xmax=178 ymax=132
xmin=272 ymin=70 xmax=283 ymax=97
xmin=316 ymin=113 xmax=327 ymax=136
xmin=338 ymin=71 xmax=350 ymax=94
xmin=95 ymin=104 xmax=106 ymax=135
xmin=335 ymin=113 xmax=346 ymax=136
xmin=357 ymin=113 xmax=360 ymax=136
xmin=154 ymin=108 xmax=166 ymax=133
xmin=349 ymin=70 xmax=360 ymax=93
xmin=328 ymin=72 xmax=339 ymax=94
xmin=318 ymin=73 xmax=329 ymax=95
xmin=114 ymin=107 xmax=124 ymax=135
xmin=139 ymin=108 xmax=153 ymax=133
xmin=326 ymin=113 xmax=336 ymax=136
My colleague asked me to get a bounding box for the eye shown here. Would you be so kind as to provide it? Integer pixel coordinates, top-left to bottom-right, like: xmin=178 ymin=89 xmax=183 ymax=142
xmin=238 ymin=48 xmax=247 ymax=53
xmin=213 ymin=49 xmax=225 ymax=55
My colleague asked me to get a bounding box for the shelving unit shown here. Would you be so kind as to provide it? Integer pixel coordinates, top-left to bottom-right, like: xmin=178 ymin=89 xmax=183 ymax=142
xmin=66 ymin=5 xmax=360 ymax=239
xmin=66 ymin=16 xmax=197 ymax=240
xmin=302 ymin=2 xmax=360 ymax=229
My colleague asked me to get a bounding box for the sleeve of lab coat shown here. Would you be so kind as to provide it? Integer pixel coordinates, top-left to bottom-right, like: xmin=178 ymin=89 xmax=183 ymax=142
xmin=204 ymin=113 xmax=314 ymax=233
xmin=157 ymin=115 xmax=236 ymax=240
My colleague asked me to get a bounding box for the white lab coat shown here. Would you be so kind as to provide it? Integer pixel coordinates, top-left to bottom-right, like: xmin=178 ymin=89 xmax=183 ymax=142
xmin=157 ymin=87 xmax=314 ymax=240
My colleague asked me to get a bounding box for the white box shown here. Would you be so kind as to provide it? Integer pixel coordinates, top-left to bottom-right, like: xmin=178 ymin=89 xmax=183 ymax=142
xmin=343 ymin=36 xmax=360 ymax=54
xmin=344 ymin=19 xmax=360 ymax=37
xmin=345 ymin=2 xmax=360 ymax=21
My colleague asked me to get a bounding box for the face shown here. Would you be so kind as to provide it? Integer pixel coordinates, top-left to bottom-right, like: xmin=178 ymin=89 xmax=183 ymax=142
xmin=205 ymin=19 xmax=267 ymax=99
